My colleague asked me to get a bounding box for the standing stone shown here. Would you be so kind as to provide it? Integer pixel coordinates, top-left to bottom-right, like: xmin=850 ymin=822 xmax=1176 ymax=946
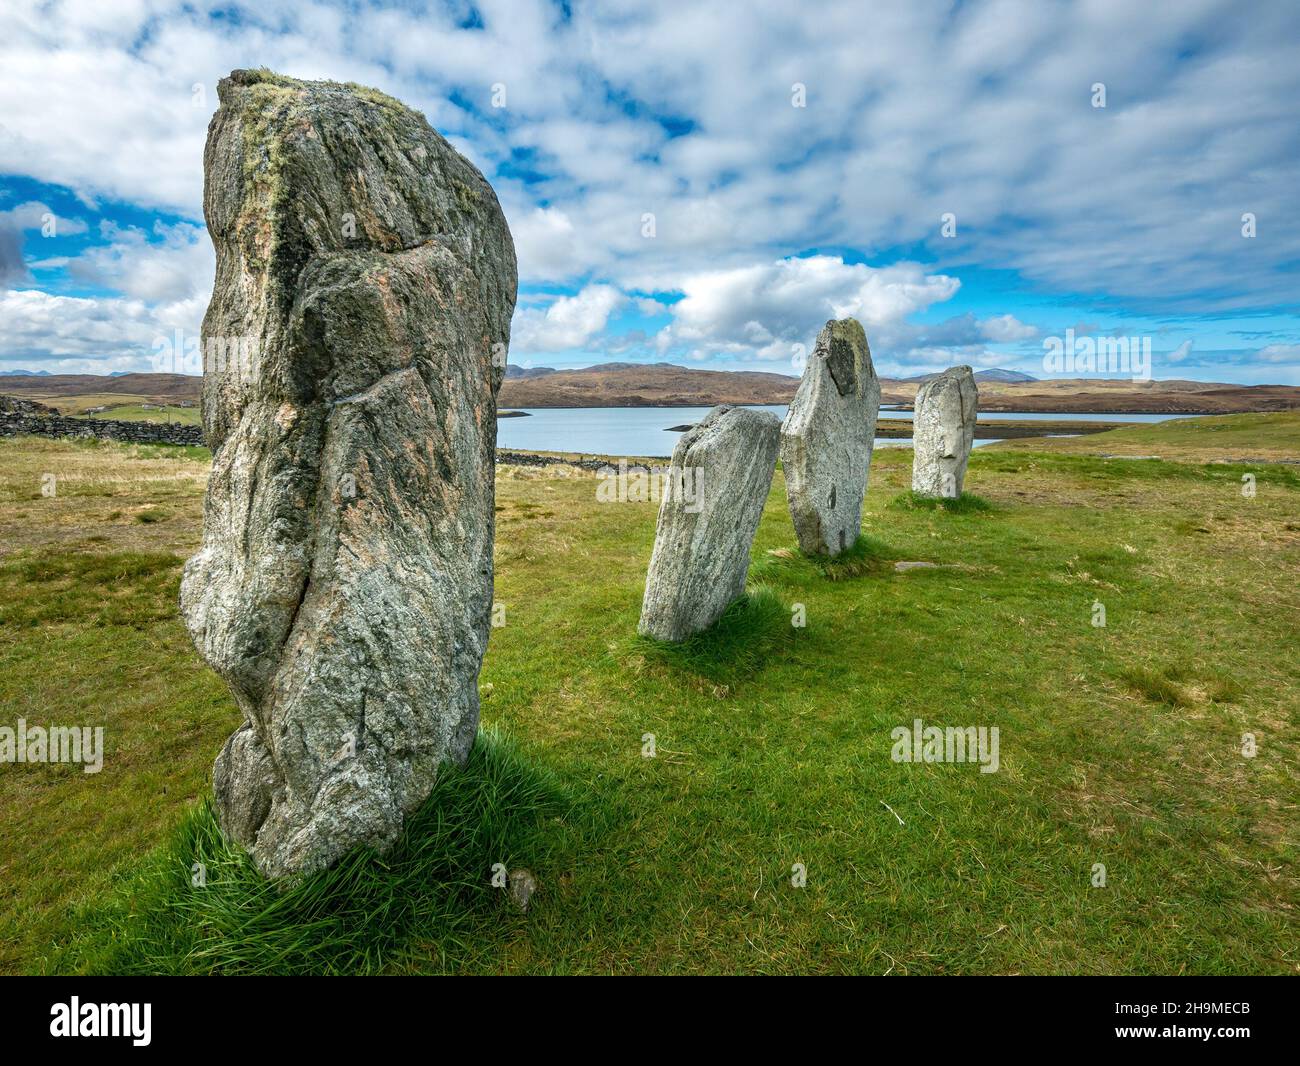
xmin=780 ymin=318 xmax=881 ymax=555
xmin=638 ymin=405 xmax=780 ymax=642
xmin=180 ymin=70 xmax=517 ymax=878
xmin=912 ymin=366 xmax=978 ymax=498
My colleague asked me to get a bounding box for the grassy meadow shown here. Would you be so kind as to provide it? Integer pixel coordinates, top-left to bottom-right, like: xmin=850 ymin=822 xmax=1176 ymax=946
xmin=13 ymin=391 xmax=202 ymax=424
xmin=0 ymin=414 xmax=1297 ymax=974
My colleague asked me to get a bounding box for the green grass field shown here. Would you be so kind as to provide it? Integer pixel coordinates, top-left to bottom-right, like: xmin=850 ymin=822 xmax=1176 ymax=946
xmin=9 ymin=392 xmax=202 ymax=424
xmin=996 ymin=411 xmax=1300 ymax=463
xmin=0 ymin=414 xmax=1297 ymax=974
xmin=72 ymin=403 xmax=202 ymax=426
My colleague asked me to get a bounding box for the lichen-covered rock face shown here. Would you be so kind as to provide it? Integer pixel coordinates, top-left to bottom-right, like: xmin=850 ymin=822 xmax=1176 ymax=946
xmin=780 ymin=318 xmax=881 ymax=555
xmin=180 ymin=70 xmax=517 ymax=878
xmin=912 ymin=366 xmax=978 ymax=498
xmin=638 ymin=405 xmax=781 ymax=642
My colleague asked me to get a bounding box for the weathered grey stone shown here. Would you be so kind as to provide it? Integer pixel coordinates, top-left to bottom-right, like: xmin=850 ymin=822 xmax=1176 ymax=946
xmin=780 ymin=318 xmax=881 ymax=555
xmin=180 ymin=70 xmax=517 ymax=878
xmin=638 ymin=405 xmax=780 ymax=642
xmin=912 ymin=366 xmax=978 ymax=498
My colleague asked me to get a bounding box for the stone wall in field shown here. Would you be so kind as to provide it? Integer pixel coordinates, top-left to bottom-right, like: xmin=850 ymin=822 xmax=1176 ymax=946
xmin=0 ymin=412 xmax=205 ymax=447
xmin=0 ymin=394 xmax=60 ymax=416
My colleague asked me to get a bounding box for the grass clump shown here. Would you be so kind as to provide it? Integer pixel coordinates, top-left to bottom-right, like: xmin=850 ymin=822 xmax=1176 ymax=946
xmin=1118 ymin=665 xmax=1194 ymax=708
xmin=637 ymin=585 xmax=796 ymax=684
xmin=809 ymin=533 xmax=894 ymax=580
xmin=750 ymin=535 xmax=896 ymax=585
xmin=0 ymin=551 xmax=182 ymax=627
xmin=1118 ymin=662 xmax=1247 ymax=709
xmin=889 ymin=490 xmax=993 ymax=514
xmin=51 ymin=729 xmax=572 ymax=975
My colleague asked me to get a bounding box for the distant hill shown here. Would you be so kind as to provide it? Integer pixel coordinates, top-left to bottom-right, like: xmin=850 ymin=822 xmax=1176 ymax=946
xmin=2 ymin=365 xmax=1298 ymax=416
xmin=504 ymin=365 xmax=558 ymax=379
xmin=0 ymin=369 xmax=50 ymax=376
xmin=0 ymin=372 xmax=202 ymax=400
xmin=498 ymin=362 xmax=800 ymax=407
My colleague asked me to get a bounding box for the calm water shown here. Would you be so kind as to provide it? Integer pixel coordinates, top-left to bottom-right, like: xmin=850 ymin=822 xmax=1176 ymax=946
xmin=497 ymin=406 xmax=1202 ymax=458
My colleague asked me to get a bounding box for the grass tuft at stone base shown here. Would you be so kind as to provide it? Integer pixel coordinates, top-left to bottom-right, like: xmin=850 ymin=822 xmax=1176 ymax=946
xmin=634 ymin=586 xmax=796 ymax=685
xmin=49 ymin=729 xmax=572 ymax=975
xmin=889 ymin=490 xmax=994 ymax=514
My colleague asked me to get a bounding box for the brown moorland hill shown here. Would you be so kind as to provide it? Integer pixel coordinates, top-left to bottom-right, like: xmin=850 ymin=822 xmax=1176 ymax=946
xmin=3 ymin=367 xmax=1297 ymax=415
xmin=498 ymin=363 xmax=800 ymax=408
xmin=0 ymin=373 xmax=202 ymax=402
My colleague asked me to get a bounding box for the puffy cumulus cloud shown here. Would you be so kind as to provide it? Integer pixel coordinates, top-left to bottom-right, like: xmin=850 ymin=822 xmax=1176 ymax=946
xmin=891 ymin=346 xmax=1020 ymax=375
xmin=655 ymin=256 xmax=960 ymax=362
xmin=511 ymin=284 xmax=626 ymax=353
xmin=1255 ymin=344 xmax=1300 ymax=364
xmin=1 ymin=0 xmax=1296 ymax=311
xmin=0 ymin=289 xmax=151 ymax=365
xmin=506 ymin=207 xmax=581 ymax=283
xmin=978 ymin=314 xmax=1039 ymax=343
xmin=3 ymin=0 xmax=1298 ymax=377
xmin=67 ymin=220 xmax=213 ymax=304
xmin=0 ymin=217 xmax=211 ymax=371
xmin=902 ymin=312 xmax=1039 ymax=349
xmin=0 ymin=200 xmax=88 ymax=235
xmin=0 ymin=285 xmax=210 ymax=373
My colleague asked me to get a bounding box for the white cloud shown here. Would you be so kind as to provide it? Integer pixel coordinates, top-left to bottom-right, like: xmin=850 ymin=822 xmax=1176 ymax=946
xmin=1 ymin=0 xmax=1296 ymax=377
xmin=67 ymin=220 xmax=213 ymax=304
xmin=1255 ymin=343 xmax=1300 ymax=364
xmin=506 ymin=207 xmax=581 ymax=283
xmin=0 ymin=200 xmax=88 ymax=235
xmin=1 ymin=0 xmax=1295 ymax=307
xmin=0 ymin=288 xmax=151 ymax=364
xmin=658 ymin=256 xmax=960 ymax=362
xmin=0 ymin=280 xmax=208 ymax=373
xmin=511 ymin=284 xmax=626 ymax=352
xmin=979 ymin=314 xmax=1039 ymax=343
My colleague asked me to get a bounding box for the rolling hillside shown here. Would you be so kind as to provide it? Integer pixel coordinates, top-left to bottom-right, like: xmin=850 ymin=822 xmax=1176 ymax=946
xmin=2 ymin=366 xmax=1297 ymax=415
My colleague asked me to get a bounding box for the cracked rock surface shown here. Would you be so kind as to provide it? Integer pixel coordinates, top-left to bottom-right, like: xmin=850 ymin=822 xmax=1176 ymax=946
xmin=638 ymin=405 xmax=780 ymax=642
xmin=912 ymin=366 xmax=978 ymax=498
xmin=180 ymin=70 xmax=517 ymax=877
xmin=780 ymin=318 xmax=881 ymax=556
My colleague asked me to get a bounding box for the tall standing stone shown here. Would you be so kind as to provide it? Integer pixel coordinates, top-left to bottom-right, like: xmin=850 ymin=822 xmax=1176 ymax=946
xmin=638 ymin=405 xmax=780 ymax=642
xmin=180 ymin=70 xmax=517 ymax=878
xmin=912 ymin=366 xmax=978 ymax=498
xmin=780 ymin=318 xmax=881 ymax=555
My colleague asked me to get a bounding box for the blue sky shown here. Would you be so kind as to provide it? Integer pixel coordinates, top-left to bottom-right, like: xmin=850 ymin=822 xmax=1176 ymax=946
xmin=2 ymin=0 xmax=1298 ymax=383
